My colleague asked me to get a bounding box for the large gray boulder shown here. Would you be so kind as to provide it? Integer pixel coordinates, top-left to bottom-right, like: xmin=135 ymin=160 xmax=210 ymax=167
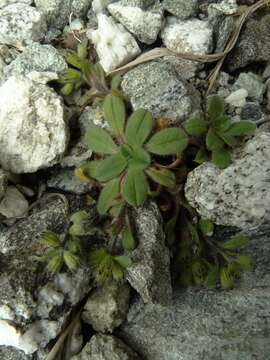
xmin=0 ymin=75 xmax=68 ymax=173
xmin=122 ymin=61 xmax=201 ymax=125
xmin=185 ymin=132 xmax=270 ymax=234
xmin=0 ymin=4 xmax=47 ymax=48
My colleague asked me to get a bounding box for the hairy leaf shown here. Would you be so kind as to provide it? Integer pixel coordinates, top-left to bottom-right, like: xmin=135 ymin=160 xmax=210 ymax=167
xmin=123 ymin=169 xmax=148 ymax=207
xmin=146 ymin=128 xmax=188 ymax=155
xmin=226 ymin=121 xmax=256 ymax=136
xmin=235 ymin=255 xmax=253 ymax=271
xmin=66 ymin=52 xmax=85 ymax=69
xmin=125 ymin=109 xmax=153 ymax=147
xmin=63 ymin=250 xmax=79 ymax=271
xmin=184 ymin=118 xmax=208 ymax=136
xmin=111 ymin=74 xmax=122 ymax=90
xmin=40 ymin=231 xmax=61 ymax=247
xmin=126 ymin=146 xmax=151 ymax=170
xmin=146 ymin=167 xmax=176 ymax=188
xmin=212 ymin=148 xmax=231 ymax=169
xmin=207 ymin=95 xmax=224 ymax=120
xmin=218 ymin=131 xmax=237 ymax=147
xmin=94 ymin=153 xmax=127 ymax=182
xmin=220 ymin=267 xmax=234 ymax=289
xmin=97 ymin=178 xmax=120 ymax=215
xmin=206 ymin=128 xmax=224 ymax=151
xmin=77 ymin=39 xmax=88 ymax=59
xmin=194 ymin=148 xmax=209 ymax=164
xmin=114 ymin=255 xmax=132 ymax=268
xmin=112 ymin=262 xmax=125 ymax=280
xmin=221 ymin=234 xmax=249 ymax=250
xmin=47 ymin=255 xmax=63 ymax=273
xmin=212 ymin=115 xmax=231 ymax=132
xmin=103 ymin=94 xmax=126 ymax=136
xmin=86 ymin=126 xmax=118 ymax=154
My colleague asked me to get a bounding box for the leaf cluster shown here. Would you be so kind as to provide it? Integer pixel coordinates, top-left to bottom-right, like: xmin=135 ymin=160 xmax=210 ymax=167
xmin=177 ymin=218 xmax=252 ymax=289
xmin=82 ymin=95 xmax=188 ymax=214
xmin=184 ymin=96 xmax=256 ymax=168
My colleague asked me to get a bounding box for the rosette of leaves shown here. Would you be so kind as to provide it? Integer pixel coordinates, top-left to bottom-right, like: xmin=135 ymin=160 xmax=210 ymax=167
xmin=37 ymin=230 xmax=82 ymax=272
xmin=57 ymin=39 xmax=122 ymax=104
xmin=83 ymin=94 xmax=188 ymax=215
xmin=178 ymin=218 xmax=252 ymax=289
xmin=184 ymin=95 xmax=256 ymax=169
xmin=89 ymin=248 xmax=131 ymax=283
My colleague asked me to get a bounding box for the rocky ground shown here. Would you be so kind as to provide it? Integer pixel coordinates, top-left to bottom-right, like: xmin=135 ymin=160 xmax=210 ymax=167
xmin=0 ymin=0 xmax=270 ymax=359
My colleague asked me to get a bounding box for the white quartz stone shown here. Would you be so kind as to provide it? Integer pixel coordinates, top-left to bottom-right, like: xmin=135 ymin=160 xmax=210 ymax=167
xmin=225 ymin=88 xmax=248 ymax=107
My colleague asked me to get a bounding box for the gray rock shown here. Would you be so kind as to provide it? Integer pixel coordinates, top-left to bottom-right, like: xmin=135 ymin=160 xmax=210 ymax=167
xmin=34 ymin=0 xmax=92 ymax=30
xmin=127 ymin=202 xmax=172 ymax=305
xmin=0 ymin=197 xmax=92 ymax=355
xmin=47 ymin=168 xmax=92 ymax=195
xmin=0 ymin=186 xmax=29 ymax=219
xmin=240 ymin=102 xmax=263 ymax=122
xmin=3 ymin=43 xmax=67 ymax=80
xmin=185 ymin=132 xmax=270 ymax=234
xmin=210 ymin=12 xmax=234 ymax=53
xmin=108 ymin=1 xmax=163 ymax=44
xmin=0 ymin=4 xmax=47 ymax=49
xmin=71 ymin=334 xmax=140 ymax=360
xmin=122 ymin=61 xmax=201 ymax=125
xmin=226 ymin=13 xmax=270 ymax=72
xmin=0 ymin=0 xmax=32 ymax=8
xmin=161 ymin=17 xmax=213 ymax=55
xmin=0 ymin=75 xmax=68 ymax=174
xmin=0 ymin=170 xmax=7 ymax=202
xmin=162 ymin=0 xmax=198 ymax=19
xmin=208 ymin=0 xmax=238 ymax=15
xmin=82 ymin=283 xmax=130 ymax=333
xmin=0 ymin=347 xmax=30 ymax=360
xmin=233 ymin=72 xmax=265 ymax=102
xmin=120 ymin=286 xmax=270 ymax=360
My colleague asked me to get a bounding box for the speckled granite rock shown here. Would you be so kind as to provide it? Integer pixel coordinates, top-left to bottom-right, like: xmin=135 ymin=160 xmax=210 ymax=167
xmin=71 ymin=334 xmax=140 ymax=360
xmin=122 ymin=61 xmax=201 ymax=125
xmin=127 ymin=202 xmax=172 ymax=305
xmin=0 ymin=170 xmax=7 ymax=202
xmin=185 ymin=132 xmax=270 ymax=234
xmin=0 ymin=4 xmax=47 ymax=48
xmin=162 ymin=0 xmax=198 ymax=19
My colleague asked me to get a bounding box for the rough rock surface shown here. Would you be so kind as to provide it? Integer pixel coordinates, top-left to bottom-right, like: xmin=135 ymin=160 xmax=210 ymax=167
xmin=161 ymin=17 xmax=213 ymax=55
xmin=0 ymin=197 xmax=92 ymax=355
xmin=0 ymin=75 xmax=68 ymax=173
xmin=47 ymin=168 xmax=91 ymax=195
xmin=185 ymin=132 xmax=270 ymax=233
xmin=0 ymin=4 xmax=47 ymax=48
xmin=233 ymin=72 xmax=265 ymax=103
xmin=87 ymin=14 xmax=141 ymax=73
xmin=82 ymin=283 xmax=130 ymax=333
xmin=3 ymin=43 xmax=67 ymax=80
xmin=127 ymin=202 xmax=172 ymax=305
xmin=162 ymin=0 xmax=197 ymax=19
xmin=120 ymin=286 xmax=270 ymax=360
xmin=71 ymin=334 xmax=140 ymax=360
xmin=0 ymin=186 xmax=28 ymax=219
xmin=34 ymin=0 xmax=92 ymax=30
xmin=122 ymin=61 xmax=201 ymax=125
xmin=0 ymin=170 xmax=7 ymax=202
xmin=226 ymin=13 xmax=270 ymax=71
xmin=0 ymin=0 xmax=32 ymax=8
xmin=108 ymin=1 xmax=163 ymax=44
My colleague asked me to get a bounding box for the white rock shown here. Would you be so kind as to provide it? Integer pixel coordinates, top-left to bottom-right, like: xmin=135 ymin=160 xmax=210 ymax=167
xmin=225 ymin=88 xmax=248 ymax=107
xmin=0 ymin=320 xmax=22 ymax=350
xmin=0 ymin=4 xmax=47 ymax=49
xmin=161 ymin=16 xmax=213 ymax=55
xmin=0 ymin=75 xmax=68 ymax=173
xmin=0 ymin=186 xmax=28 ymax=219
xmin=0 ymin=0 xmax=32 ymax=9
xmin=0 ymin=305 xmax=15 ymax=321
xmin=185 ymin=132 xmax=270 ymax=232
xmin=87 ymin=14 xmax=141 ymax=72
xmin=93 ymin=0 xmax=116 ymax=13
xmin=108 ymin=2 xmax=163 ymax=44
xmin=209 ymin=0 xmax=238 ymax=15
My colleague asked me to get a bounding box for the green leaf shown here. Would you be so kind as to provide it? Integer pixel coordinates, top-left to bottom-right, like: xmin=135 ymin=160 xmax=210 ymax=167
xmin=84 ymin=160 xmax=102 ymax=179
xmin=47 ymin=255 xmax=63 ymax=273
xmin=114 ymin=255 xmax=132 ymax=268
xmin=61 ymin=83 xmax=74 ymax=96
xmin=206 ymin=128 xmax=224 ymax=151
xmin=205 ymin=264 xmax=219 ymax=287
xmin=217 ymin=131 xmax=237 ymax=147
xmin=70 ymin=210 xmax=89 ymax=224
xmin=112 ymin=262 xmax=125 ymax=280
xmin=111 ymin=74 xmax=122 ymax=90
xmin=103 ymin=94 xmax=126 ymax=136
xmin=86 ymin=126 xmax=118 ymax=154
xmin=235 ymin=255 xmax=253 ymax=271
xmin=207 ymin=95 xmax=224 ymax=120
xmin=77 ymin=39 xmax=88 ymax=59
xmin=40 ymin=231 xmax=61 ymax=247
xmin=123 ymin=169 xmax=148 ymax=207
xmin=121 ymin=226 xmax=136 ymax=251
xmin=63 ymin=250 xmax=79 ymax=271
xmin=125 ymin=109 xmax=153 ymax=147
xmin=199 ymin=219 xmax=214 ymax=236
xmin=212 ymin=115 xmax=231 ymax=132
xmin=67 ymin=236 xmax=81 ymax=254
xmin=146 ymin=167 xmax=176 ymax=188
xmin=226 ymin=121 xmax=256 ymax=136
xmin=58 ymin=68 xmax=82 ymax=84
xmin=184 ymin=118 xmax=208 ymax=136
xmin=66 ymin=52 xmax=85 ymax=69
xmin=94 ymin=63 xmax=106 ymax=85
xmin=194 ymin=148 xmax=209 ymax=164
xmin=221 ymin=235 xmax=249 ymax=250
xmin=97 ymin=178 xmax=120 ymax=215
xmin=146 ymin=128 xmax=188 ymax=155
xmin=126 ymin=146 xmax=151 ymax=170
xmin=220 ymin=267 xmax=234 ymax=289
xmin=212 ymin=148 xmax=231 ymax=169
xmin=94 ymin=153 xmax=127 ymax=182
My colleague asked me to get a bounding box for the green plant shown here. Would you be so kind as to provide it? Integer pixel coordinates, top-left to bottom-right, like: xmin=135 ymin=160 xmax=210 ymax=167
xmin=57 ymin=39 xmax=122 ymax=106
xmin=82 ymin=94 xmax=188 ymax=213
xmin=184 ymin=95 xmax=256 ymax=168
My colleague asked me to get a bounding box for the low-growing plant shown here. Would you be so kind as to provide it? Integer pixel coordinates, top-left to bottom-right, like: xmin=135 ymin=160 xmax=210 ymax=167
xmin=184 ymin=95 xmax=256 ymax=168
